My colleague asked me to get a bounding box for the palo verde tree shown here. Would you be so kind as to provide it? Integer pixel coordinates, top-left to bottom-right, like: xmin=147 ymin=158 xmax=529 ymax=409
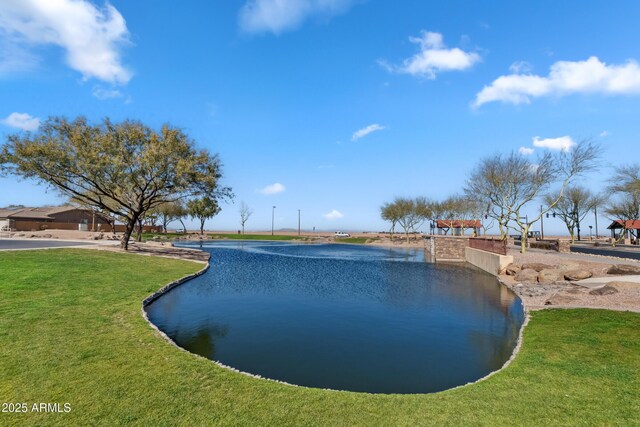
xmin=381 ymin=197 xmax=430 ymax=243
xmin=466 ymin=140 xmax=600 ymax=253
xmin=380 ymin=200 xmax=402 ymax=240
xmin=605 ymin=164 xmax=640 ymax=245
xmin=188 ymin=196 xmax=221 ymax=235
xmin=543 ymin=186 xmax=601 ymax=243
xmin=239 ymin=201 xmax=253 ymax=235
xmin=0 ymin=116 xmax=231 ymax=250
xmin=155 ymin=201 xmax=188 ymax=233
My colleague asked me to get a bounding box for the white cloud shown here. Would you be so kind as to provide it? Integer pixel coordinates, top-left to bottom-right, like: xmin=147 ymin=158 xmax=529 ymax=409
xmin=324 ymin=209 xmax=343 ymax=220
xmin=351 ymin=123 xmax=386 ymax=141
xmin=532 ymin=136 xmax=575 ymax=152
xmin=92 ymin=86 xmax=123 ymax=100
xmin=474 ymin=56 xmax=640 ymax=107
xmin=260 ymin=182 xmax=286 ymax=195
xmin=599 ymin=130 xmax=610 ymax=137
xmin=239 ymin=0 xmax=355 ymax=34
xmin=518 ymin=146 xmax=535 ymax=155
xmin=382 ymin=31 xmax=480 ymax=79
xmin=0 ymin=0 xmax=132 ymax=84
xmin=509 ymin=61 xmax=532 ymax=74
xmin=1 ymin=112 xmax=40 ymax=131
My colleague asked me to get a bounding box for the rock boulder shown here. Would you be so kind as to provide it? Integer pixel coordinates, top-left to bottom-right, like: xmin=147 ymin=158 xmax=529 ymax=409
xmin=563 ymin=270 xmax=593 ymax=281
xmin=521 ymin=263 xmax=555 ymax=272
xmin=538 ymin=269 xmax=563 ymax=284
xmin=589 ymin=285 xmax=619 ymax=296
xmin=515 ymin=268 xmax=539 ymax=283
xmin=607 ymin=264 xmax=640 ymax=275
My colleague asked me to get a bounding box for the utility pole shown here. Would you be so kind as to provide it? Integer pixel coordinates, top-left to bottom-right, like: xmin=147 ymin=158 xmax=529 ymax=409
xmin=297 ymin=209 xmax=301 ymax=236
xmin=594 ymin=204 xmax=599 ymax=239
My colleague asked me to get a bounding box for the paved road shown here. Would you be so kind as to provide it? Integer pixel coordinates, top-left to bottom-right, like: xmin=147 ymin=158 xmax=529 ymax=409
xmin=570 ymin=244 xmax=640 ymax=260
xmin=0 ymin=239 xmax=95 ymax=250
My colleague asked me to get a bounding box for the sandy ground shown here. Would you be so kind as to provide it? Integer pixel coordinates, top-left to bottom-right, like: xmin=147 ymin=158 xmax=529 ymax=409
xmin=4 ymin=228 xmax=640 ymax=313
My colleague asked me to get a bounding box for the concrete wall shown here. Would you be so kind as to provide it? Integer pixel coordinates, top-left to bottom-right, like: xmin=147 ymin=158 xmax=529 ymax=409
xmin=465 ymin=247 xmax=513 ymax=276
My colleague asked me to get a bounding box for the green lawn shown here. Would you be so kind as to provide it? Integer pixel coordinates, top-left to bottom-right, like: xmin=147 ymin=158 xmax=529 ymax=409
xmin=209 ymin=233 xmax=305 ymax=241
xmin=334 ymin=237 xmax=377 ymax=244
xmin=1 ymin=249 xmax=639 ymax=426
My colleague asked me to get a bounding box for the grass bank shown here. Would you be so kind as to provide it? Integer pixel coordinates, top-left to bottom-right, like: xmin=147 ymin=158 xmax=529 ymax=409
xmin=1 ymin=249 xmax=638 ymax=425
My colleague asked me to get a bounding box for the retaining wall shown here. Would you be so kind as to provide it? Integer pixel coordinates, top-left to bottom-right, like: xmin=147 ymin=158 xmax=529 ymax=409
xmin=465 ymin=247 xmax=513 ymax=276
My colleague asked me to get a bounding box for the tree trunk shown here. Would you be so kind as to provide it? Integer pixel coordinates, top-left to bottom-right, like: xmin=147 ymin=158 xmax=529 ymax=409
xmin=242 ymin=223 xmax=245 ymax=235
xmin=120 ymin=216 xmax=138 ymax=250
xmin=200 ymin=218 xmax=205 ymax=235
xmin=179 ymin=219 xmax=187 ymax=234
xmin=136 ymin=218 xmax=143 ymax=242
xmin=520 ymin=225 xmax=528 ymax=254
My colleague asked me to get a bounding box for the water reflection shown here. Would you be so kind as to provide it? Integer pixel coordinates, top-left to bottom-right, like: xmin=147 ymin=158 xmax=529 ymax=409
xmin=147 ymin=242 xmax=524 ymax=393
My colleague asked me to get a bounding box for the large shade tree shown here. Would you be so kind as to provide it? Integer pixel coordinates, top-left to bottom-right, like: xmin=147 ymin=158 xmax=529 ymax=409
xmin=0 ymin=117 xmax=231 ymax=249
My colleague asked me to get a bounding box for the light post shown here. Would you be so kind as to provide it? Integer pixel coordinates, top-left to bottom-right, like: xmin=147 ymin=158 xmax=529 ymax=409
xmin=271 ymin=206 xmax=276 ymax=236
xmin=540 ymin=205 xmax=544 ymax=240
xmin=297 ymin=209 xmax=301 ymax=236
xmin=589 ymin=225 xmax=593 ymax=240
xmin=594 ymin=204 xmax=599 ymax=239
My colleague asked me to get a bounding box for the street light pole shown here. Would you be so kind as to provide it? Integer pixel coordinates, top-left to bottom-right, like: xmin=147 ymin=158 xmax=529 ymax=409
xmin=297 ymin=209 xmax=301 ymax=236
xmin=272 ymin=206 xmax=276 ymax=236
xmin=540 ymin=205 xmax=544 ymax=240
xmin=594 ymin=205 xmax=599 ymax=239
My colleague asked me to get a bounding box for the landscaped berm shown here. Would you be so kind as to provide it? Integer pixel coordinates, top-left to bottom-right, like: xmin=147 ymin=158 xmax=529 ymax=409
xmin=1 ymin=249 xmax=639 ymax=426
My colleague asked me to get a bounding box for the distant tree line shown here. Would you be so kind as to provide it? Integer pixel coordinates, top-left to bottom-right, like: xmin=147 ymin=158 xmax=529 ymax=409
xmin=380 ymin=139 xmax=640 ymax=252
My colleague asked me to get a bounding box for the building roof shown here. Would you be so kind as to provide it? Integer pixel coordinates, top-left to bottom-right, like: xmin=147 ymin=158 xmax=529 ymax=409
xmin=0 ymin=205 xmax=86 ymax=220
xmin=607 ymin=220 xmax=640 ymax=230
xmin=436 ymin=219 xmax=482 ymax=228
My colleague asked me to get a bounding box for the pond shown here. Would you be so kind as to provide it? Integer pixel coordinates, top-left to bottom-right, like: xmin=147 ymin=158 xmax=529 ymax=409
xmin=145 ymin=241 xmax=524 ymax=394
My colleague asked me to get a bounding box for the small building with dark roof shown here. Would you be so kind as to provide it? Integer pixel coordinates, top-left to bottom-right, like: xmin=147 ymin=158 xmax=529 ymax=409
xmin=0 ymin=206 xmax=111 ymax=232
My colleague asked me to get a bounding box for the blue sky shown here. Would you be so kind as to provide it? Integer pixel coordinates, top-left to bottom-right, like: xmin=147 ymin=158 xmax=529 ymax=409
xmin=1 ymin=0 xmax=639 ymax=234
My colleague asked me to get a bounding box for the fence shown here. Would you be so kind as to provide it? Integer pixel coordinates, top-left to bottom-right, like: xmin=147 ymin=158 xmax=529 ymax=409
xmin=469 ymin=237 xmax=507 ymax=256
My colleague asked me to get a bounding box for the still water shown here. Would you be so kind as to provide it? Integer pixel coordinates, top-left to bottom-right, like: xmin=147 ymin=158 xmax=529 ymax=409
xmin=146 ymin=241 xmax=524 ymax=394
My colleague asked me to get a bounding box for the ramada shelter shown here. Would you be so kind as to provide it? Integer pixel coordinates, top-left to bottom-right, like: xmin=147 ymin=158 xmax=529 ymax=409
xmin=0 ymin=206 xmax=111 ymax=232
xmin=607 ymin=220 xmax=640 ymax=242
xmin=436 ymin=219 xmax=482 ymax=236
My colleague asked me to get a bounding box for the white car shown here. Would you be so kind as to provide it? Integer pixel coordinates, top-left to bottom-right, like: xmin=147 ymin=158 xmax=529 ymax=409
xmin=334 ymin=231 xmax=350 ymax=238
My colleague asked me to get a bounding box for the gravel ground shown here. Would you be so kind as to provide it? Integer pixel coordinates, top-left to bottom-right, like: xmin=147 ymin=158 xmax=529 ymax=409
xmin=501 ymin=247 xmax=640 ymax=312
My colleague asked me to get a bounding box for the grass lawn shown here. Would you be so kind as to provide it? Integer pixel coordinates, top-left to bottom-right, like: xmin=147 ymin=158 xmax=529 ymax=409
xmin=335 ymin=237 xmax=377 ymax=244
xmin=209 ymin=233 xmax=304 ymax=241
xmin=1 ymin=249 xmax=639 ymax=426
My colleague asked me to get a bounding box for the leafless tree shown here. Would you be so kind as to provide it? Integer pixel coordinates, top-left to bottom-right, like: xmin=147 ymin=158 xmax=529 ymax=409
xmin=466 ymin=140 xmax=600 ymax=253
xmin=605 ymin=164 xmax=640 ymax=245
xmin=239 ymin=201 xmax=253 ymax=235
xmin=543 ymin=186 xmax=601 ymax=243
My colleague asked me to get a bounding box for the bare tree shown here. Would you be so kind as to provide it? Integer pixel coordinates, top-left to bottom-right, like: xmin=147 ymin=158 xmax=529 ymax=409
xmin=605 ymin=164 xmax=640 ymax=245
xmin=543 ymin=186 xmax=600 ymax=243
xmin=466 ymin=140 xmax=600 ymax=253
xmin=239 ymin=201 xmax=253 ymax=235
